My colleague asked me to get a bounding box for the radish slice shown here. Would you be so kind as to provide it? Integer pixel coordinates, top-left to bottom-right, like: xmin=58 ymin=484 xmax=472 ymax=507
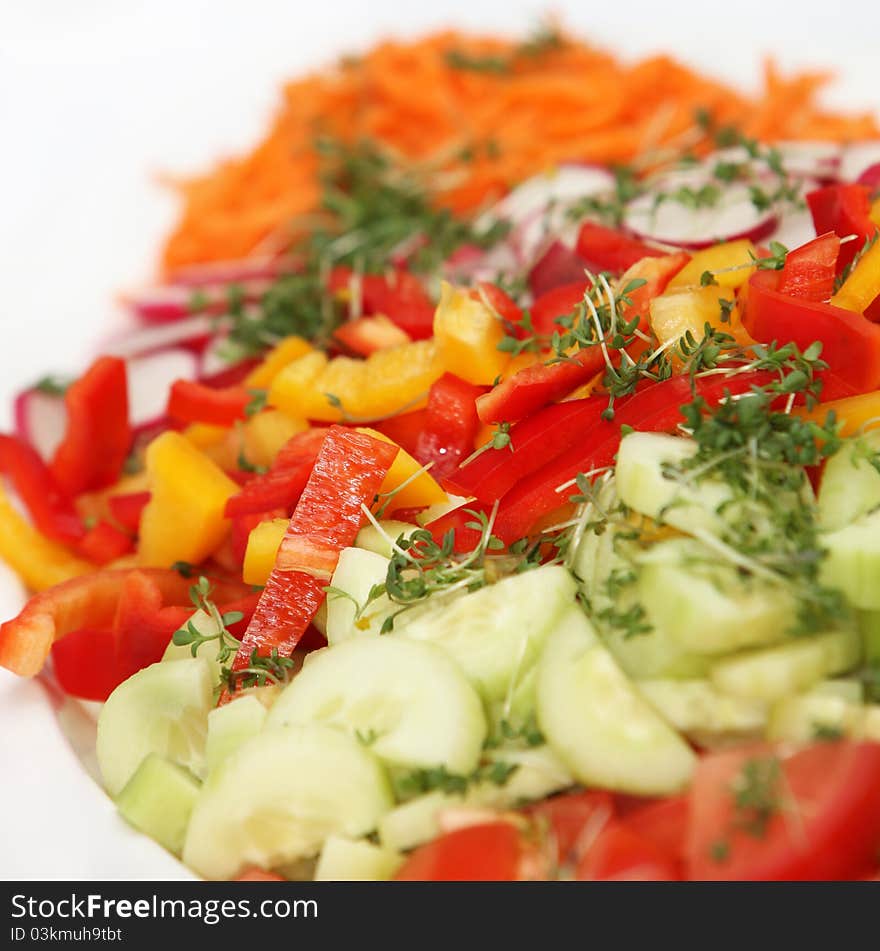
xmin=101 ymin=314 xmax=220 ymax=359
xmin=769 ymin=141 xmax=842 ymax=181
xmin=767 ymin=205 xmax=818 ymax=252
xmin=443 ymin=241 xmax=521 ymax=285
xmin=624 ymin=179 xmax=778 ymax=250
xmin=14 ymin=389 xmax=67 ymax=460
xmin=127 ymin=348 xmax=199 ymax=427
xmin=165 ymin=255 xmax=299 ymax=287
xmin=528 ymin=240 xmax=587 ymax=297
xmin=839 ymin=142 xmax=880 ymax=184
xmin=124 ymin=281 xmax=271 ymax=325
xmin=857 ymin=163 xmax=880 ymax=193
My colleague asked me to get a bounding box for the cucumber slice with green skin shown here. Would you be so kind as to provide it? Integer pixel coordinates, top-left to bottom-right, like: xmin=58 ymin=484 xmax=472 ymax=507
xmin=603 ymin=622 xmax=710 ymax=681
xmin=97 ymin=658 xmax=213 ymax=796
xmin=205 ymin=695 xmax=267 ymax=775
xmin=314 ymin=836 xmax=403 ymax=881
xmin=355 ymin=520 xmax=418 ymax=559
xmin=709 ymin=629 xmax=862 ymax=702
xmin=615 ymin=432 xmax=731 ymax=536
xmin=860 ymin=610 xmax=880 ymax=664
xmin=811 ymin=678 xmax=864 ymax=703
xmin=115 ymin=754 xmax=200 ymax=857
xmin=536 ymin=607 xmax=696 ymax=795
xmin=392 ymin=564 xmax=577 ymax=703
xmin=819 ymin=509 xmax=880 ymax=611
xmin=476 ymin=745 xmax=574 ymax=806
xmin=183 ymin=724 xmax=393 ymax=880
xmin=861 ymin=706 xmax=880 ymax=741
xmin=817 ymin=431 xmax=880 ymax=531
xmin=325 ymin=547 xmax=394 ymax=644
xmin=378 ymin=790 xmax=459 ymax=852
xmin=765 ymin=691 xmax=863 ymax=744
xmin=636 ymin=538 xmax=792 ymax=655
xmin=266 ymin=636 xmax=486 ymax=774
xmin=638 ymin=679 xmax=768 ymax=742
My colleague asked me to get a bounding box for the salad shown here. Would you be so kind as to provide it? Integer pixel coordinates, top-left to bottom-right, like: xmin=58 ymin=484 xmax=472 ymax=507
xmin=3 ymin=25 xmax=880 ymax=882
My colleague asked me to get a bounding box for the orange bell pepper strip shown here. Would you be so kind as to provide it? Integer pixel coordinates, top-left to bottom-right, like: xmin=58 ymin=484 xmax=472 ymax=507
xmin=50 ymin=356 xmax=131 ymax=496
xmin=0 ymin=567 xmax=248 ymax=677
xmin=830 ymin=237 xmax=880 ymax=314
xmin=227 ymin=427 xmax=397 ymax=684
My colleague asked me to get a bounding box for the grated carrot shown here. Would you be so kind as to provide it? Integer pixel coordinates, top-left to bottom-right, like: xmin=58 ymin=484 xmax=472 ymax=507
xmin=161 ymin=29 xmax=879 ymax=274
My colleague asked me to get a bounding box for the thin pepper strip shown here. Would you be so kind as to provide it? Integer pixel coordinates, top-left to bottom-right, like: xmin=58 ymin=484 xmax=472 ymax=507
xmin=228 ymin=427 xmax=398 ymax=678
xmin=167 ymin=379 xmax=252 ymax=427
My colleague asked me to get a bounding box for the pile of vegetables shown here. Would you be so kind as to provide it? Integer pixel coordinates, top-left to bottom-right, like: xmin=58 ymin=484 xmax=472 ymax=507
xmin=3 ymin=27 xmax=880 ymax=882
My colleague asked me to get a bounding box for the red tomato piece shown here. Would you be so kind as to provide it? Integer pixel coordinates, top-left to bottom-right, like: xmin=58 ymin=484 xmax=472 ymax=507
xmin=622 ymin=795 xmax=689 ymax=865
xmin=395 ymin=822 xmax=523 ymax=881
xmin=687 ymin=742 xmax=880 ymax=881
xmin=577 ymin=821 xmax=681 ymax=881
xmin=527 ymin=790 xmax=615 ymax=870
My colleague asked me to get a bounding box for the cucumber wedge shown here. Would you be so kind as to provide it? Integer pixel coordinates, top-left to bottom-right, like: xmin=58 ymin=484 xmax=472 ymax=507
xmin=636 ymin=538 xmax=792 ymax=655
xmin=161 ymin=609 xmax=228 ymax=680
xmin=819 ymin=509 xmax=880 ymax=610
xmin=115 ymin=754 xmax=200 ymax=856
xmin=709 ymin=629 xmax=862 ymax=702
xmin=766 ymin=690 xmax=863 ymax=744
xmin=817 ymin=431 xmax=880 ymax=531
xmin=392 ymin=564 xmax=577 ymax=702
xmin=615 ymin=431 xmax=731 ymax=535
xmin=314 ymin=836 xmax=403 ymax=881
xmin=205 ymin=694 xmax=267 ymax=775
xmin=325 ymin=547 xmax=394 ymax=644
xmin=378 ymin=790 xmax=460 ymax=852
xmin=355 ymin=520 xmax=419 ymax=559
xmin=183 ymin=724 xmax=392 ymax=880
xmin=638 ymin=679 xmax=767 ymax=743
xmin=860 ymin=610 xmax=880 ymax=664
xmin=266 ymin=636 xmax=486 ymax=773
xmin=97 ymin=658 xmax=213 ymax=796
xmin=536 ymin=607 xmax=696 ymax=795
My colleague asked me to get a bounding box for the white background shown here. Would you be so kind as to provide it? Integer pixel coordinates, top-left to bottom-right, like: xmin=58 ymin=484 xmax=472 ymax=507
xmin=0 ymin=0 xmax=877 ymax=879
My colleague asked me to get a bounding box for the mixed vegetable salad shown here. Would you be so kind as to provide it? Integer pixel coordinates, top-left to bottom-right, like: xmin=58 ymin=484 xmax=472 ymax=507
xmin=4 ymin=27 xmax=880 ymax=882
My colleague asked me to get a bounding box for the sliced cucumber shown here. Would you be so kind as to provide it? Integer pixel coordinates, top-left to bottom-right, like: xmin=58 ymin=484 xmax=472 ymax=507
xmin=860 ymin=610 xmax=880 ymax=665
xmin=355 ymin=520 xmax=419 ymax=559
xmin=766 ymin=690 xmax=863 ymax=744
xmin=709 ymin=629 xmax=862 ymax=702
xmin=811 ymin=678 xmax=864 ymax=704
xmin=266 ymin=636 xmax=486 ymax=773
xmin=183 ymin=724 xmax=392 ymax=880
xmin=817 ymin=431 xmax=880 ymax=530
xmin=861 ymin=706 xmax=880 ymax=741
xmin=475 ymin=745 xmax=574 ymax=806
xmin=161 ymin=609 xmax=228 ymax=680
xmin=615 ymin=432 xmax=730 ymax=535
xmin=314 ymin=836 xmax=403 ymax=881
xmin=819 ymin=509 xmax=880 ymax=610
xmin=636 ymin=538 xmax=792 ymax=655
xmin=115 ymin=754 xmax=200 ymax=856
xmin=325 ymin=547 xmax=394 ymax=644
xmin=392 ymin=564 xmax=577 ymax=702
xmin=638 ymin=679 xmax=767 ymax=743
xmin=536 ymin=606 xmax=696 ymax=795
xmin=97 ymin=658 xmax=213 ymax=796
xmin=205 ymin=694 xmax=267 ymax=775
xmin=378 ymin=790 xmax=461 ymax=852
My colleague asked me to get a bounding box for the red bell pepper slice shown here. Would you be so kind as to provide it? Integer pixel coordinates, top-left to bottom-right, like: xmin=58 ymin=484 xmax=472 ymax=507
xmin=425 ymin=504 xmax=486 ymax=553
xmin=229 ymin=427 xmax=398 ymax=676
xmin=333 ymin=315 xmax=411 ymax=356
xmin=0 ymin=434 xmax=84 ymax=545
xmin=374 ymin=409 xmax=429 ymax=459
xmin=51 ymin=627 xmax=119 ymax=702
xmin=476 ymin=346 xmax=605 ymax=425
xmin=0 ymin=568 xmax=250 ymax=677
xmin=475 ymin=282 xmax=523 ymax=328
xmin=447 ymin=396 xmax=610 ymax=503
xmin=745 ymin=269 xmax=880 ymax=393
xmin=575 ymin=222 xmax=666 ymax=274
xmin=50 ymin=356 xmax=131 ymax=497
xmin=492 ymin=371 xmax=775 ymax=542
xmin=528 ymin=241 xmax=589 ymax=298
xmin=224 ymin=428 xmax=328 ymax=518
xmin=167 ymin=379 xmax=252 ymax=427
xmin=414 ymin=373 xmax=486 ymax=481
xmin=777 ymin=232 xmax=841 ymax=302
xmin=806 ymin=183 xmax=877 ymax=273
xmin=77 ymin=520 xmax=135 ymax=565
xmin=107 ymin=491 xmax=151 ymax=534
xmin=230 ymin=508 xmax=286 ymax=565
xmin=529 ymin=280 xmax=592 ymax=336
xmin=329 ymin=267 xmax=435 ymax=340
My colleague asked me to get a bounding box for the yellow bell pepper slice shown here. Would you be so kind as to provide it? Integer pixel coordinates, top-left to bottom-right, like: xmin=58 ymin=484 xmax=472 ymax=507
xmin=184 ymin=423 xmax=229 ymax=449
xmin=245 ymin=336 xmax=313 ymax=389
xmin=650 ymin=285 xmax=751 ymax=361
xmin=871 ymin=198 xmax=880 ymax=228
xmin=243 ymin=518 xmax=288 ymax=586
xmin=139 ymin=432 xmax=239 ymax=568
xmin=270 ymin=341 xmax=441 ymax=422
xmin=830 ymin=239 xmax=880 ymax=313
xmin=357 ymin=428 xmax=447 ymax=511
xmin=0 ymin=485 xmax=92 ymax=592
xmin=242 ymin=410 xmax=309 ymax=469
xmin=667 ymin=239 xmax=756 ymax=290
xmin=796 ymin=392 xmax=880 ymax=439
xmin=434 ymin=282 xmax=509 ymax=385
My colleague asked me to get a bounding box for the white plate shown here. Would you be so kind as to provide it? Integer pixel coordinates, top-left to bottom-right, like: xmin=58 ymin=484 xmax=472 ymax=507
xmin=0 ymin=0 xmax=877 ymax=881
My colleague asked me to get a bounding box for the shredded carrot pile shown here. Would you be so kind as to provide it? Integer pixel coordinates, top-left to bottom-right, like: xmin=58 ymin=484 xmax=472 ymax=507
xmin=162 ymin=29 xmax=879 ymax=273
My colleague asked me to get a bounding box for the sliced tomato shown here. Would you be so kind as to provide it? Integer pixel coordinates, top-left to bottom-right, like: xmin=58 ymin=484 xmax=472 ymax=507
xmin=395 ymin=822 xmax=523 ymax=881
xmin=576 ymin=821 xmax=681 ymax=881
xmin=621 ymin=795 xmax=689 ymax=867
xmin=527 ymin=790 xmax=615 ymax=870
xmin=687 ymin=742 xmax=880 ymax=881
